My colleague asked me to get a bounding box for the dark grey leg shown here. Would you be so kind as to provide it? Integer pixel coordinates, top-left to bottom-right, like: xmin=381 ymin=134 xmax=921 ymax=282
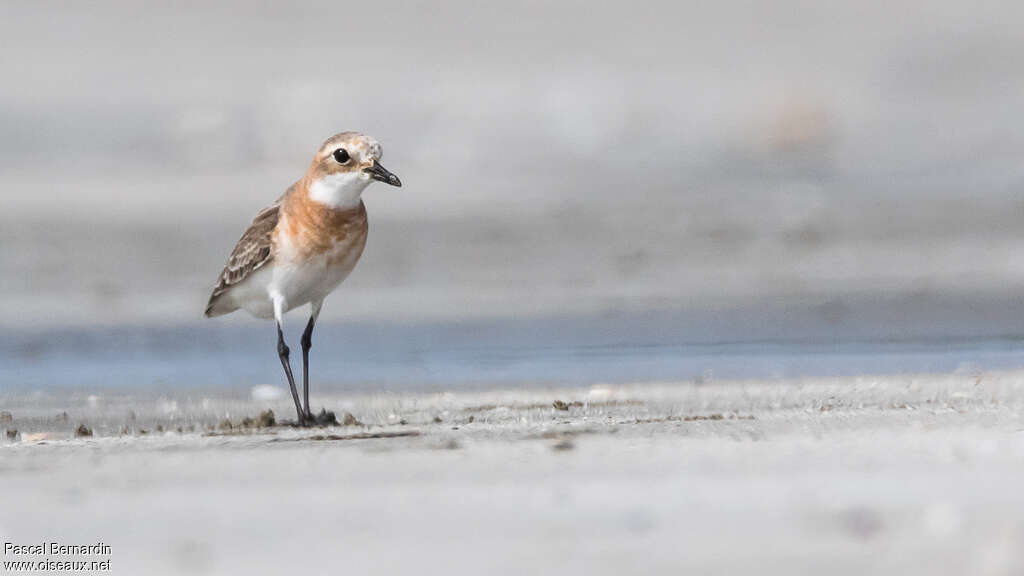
xmin=300 ymin=315 xmax=316 ymax=418
xmin=277 ymin=323 xmax=305 ymax=424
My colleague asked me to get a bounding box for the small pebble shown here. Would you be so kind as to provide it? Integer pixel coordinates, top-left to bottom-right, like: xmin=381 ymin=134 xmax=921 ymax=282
xmin=257 ymin=410 xmax=276 ymax=427
xmin=552 ymin=439 xmax=575 ymax=451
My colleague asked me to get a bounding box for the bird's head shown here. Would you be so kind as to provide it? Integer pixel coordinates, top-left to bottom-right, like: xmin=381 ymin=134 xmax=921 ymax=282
xmin=305 ymin=132 xmax=401 ymax=209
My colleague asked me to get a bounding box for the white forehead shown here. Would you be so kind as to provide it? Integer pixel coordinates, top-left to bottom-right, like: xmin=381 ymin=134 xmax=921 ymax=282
xmin=366 ymin=140 xmax=382 ymax=160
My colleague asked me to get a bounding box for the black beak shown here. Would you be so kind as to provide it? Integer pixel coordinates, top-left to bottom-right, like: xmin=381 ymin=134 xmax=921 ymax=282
xmin=363 ymin=161 xmax=402 ymax=187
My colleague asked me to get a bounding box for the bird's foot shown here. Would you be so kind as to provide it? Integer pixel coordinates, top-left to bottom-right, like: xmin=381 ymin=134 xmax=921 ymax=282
xmin=301 ymin=408 xmax=338 ymax=427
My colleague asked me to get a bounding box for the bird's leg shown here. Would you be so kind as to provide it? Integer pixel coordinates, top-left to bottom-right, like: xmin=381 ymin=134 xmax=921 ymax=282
xmin=300 ymin=314 xmax=316 ymax=419
xmin=277 ymin=323 xmax=305 ymax=425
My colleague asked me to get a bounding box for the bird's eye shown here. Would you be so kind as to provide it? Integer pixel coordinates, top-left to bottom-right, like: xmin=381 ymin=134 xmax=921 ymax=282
xmin=332 ymin=148 xmax=350 ymax=163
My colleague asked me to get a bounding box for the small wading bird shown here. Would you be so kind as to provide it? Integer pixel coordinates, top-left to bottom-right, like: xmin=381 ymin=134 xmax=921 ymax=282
xmin=204 ymin=132 xmax=401 ymax=424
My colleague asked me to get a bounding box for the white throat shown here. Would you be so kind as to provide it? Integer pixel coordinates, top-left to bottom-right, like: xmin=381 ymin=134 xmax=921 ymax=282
xmin=308 ymin=172 xmax=371 ymax=209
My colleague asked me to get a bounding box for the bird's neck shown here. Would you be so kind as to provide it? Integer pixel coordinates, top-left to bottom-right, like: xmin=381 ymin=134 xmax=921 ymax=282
xmin=305 ymin=172 xmax=370 ymax=210
xmin=282 ymin=186 xmax=366 ymax=240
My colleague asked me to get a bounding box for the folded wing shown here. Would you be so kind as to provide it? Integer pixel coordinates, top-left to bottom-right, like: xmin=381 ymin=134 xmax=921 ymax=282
xmin=204 ymin=202 xmax=280 ymax=317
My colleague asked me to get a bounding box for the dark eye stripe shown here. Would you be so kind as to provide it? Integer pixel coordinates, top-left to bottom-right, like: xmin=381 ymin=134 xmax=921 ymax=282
xmin=332 ymin=148 xmax=350 ymax=163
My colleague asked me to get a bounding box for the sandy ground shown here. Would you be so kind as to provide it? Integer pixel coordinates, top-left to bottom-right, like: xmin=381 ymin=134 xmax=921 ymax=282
xmin=4 ymin=372 xmax=1024 ymax=575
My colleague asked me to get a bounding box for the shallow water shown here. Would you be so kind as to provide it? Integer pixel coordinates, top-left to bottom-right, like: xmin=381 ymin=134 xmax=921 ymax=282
xmin=4 ymin=310 xmax=1024 ymax=396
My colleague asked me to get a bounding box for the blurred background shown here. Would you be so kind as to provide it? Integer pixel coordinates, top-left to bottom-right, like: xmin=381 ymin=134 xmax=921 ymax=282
xmin=3 ymin=1 xmax=1024 ymax=389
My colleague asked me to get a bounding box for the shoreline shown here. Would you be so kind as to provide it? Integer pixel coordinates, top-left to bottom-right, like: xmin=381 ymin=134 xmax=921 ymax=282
xmin=4 ymin=372 xmax=1024 ymax=574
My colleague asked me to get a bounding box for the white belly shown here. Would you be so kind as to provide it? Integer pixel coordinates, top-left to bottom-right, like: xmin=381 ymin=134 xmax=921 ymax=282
xmin=229 ymin=237 xmax=363 ymax=319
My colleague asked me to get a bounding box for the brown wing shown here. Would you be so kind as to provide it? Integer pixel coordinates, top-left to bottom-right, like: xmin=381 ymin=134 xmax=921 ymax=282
xmin=204 ymin=202 xmax=280 ymax=317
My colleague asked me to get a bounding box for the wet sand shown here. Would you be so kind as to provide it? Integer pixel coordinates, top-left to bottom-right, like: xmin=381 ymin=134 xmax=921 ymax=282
xmin=3 ymin=372 xmax=1024 ymax=575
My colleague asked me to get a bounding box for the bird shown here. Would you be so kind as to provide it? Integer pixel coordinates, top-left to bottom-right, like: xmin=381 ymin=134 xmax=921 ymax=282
xmin=204 ymin=132 xmax=401 ymax=425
